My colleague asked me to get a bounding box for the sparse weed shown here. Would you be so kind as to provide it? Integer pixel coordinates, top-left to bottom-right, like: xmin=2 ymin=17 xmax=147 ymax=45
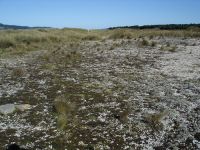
xmin=138 ymin=38 xmax=149 ymax=47
xmin=160 ymin=44 xmax=177 ymax=52
xmin=145 ymin=110 xmax=169 ymax=130
xmin=40 ymin=49 xmax=81 ymax=68
xmin=54 ymin=95 xmax=76 ymax=130
xmin=168 ymin=45 xmax=177 ymax=52
xmin=0 ymin=37 xmax=15 ymax=49
xmin=11 ymin=68 xmax=25 ymax=77
xmin=109 ymin=43 xmax=120 ymax=50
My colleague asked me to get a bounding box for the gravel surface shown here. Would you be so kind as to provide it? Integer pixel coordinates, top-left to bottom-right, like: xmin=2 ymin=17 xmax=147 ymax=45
xmin=0 ymin=38 xmax=200 ymax=149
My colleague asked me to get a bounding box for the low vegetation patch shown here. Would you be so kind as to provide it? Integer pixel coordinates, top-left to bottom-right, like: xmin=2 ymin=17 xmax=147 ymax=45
xmin=11 ymin=67 xmax=25 ymax=78
xmin=0 ymin=28 xmax=199 ymax=57
xmin=40 ymin=48 xmax=81 ymax=69
xmin=82 ymin=34 xmax=101 ymax=41
xmin=160 ymin=44 xmax=177 ymax=52
xmin=109 ymin=30 xmax=133 ymax=39
xmin=53 ymin=95 xmax=76 ymax=130
xmin=137 ymin=38 xmax=150 ymax=47
xmin=145 ymin=110 xmax=169 ymax=130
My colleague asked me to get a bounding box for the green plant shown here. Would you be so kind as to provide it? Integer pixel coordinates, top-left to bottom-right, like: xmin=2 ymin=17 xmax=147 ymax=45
xmin=53 ymin=95 xmax=76 ymax=130
xmin=57 ymin=114 xmax=68 ymax=130
xmin=54 ymin=97 xmax=75 ymax=115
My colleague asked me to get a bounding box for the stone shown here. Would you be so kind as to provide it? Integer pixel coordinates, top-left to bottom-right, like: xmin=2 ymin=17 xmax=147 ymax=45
xmin=15 ymin=104 xmax=31 ymax=111
xmin=0 ymin=104 xmax=16 ymax=115
xmin=0 ymin=104 xmax=31 ymax=115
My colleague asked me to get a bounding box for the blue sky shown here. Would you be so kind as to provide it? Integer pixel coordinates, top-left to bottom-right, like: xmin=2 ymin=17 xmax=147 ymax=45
xmin=0 ymin=0 xmax=200 ymax=29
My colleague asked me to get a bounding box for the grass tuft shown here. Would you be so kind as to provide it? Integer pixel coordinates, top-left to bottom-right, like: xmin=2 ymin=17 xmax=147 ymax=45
xmin=137 ymin=38 xmax=149 ymax=47
xmin=109 ymin=30 xmax=133 ymax=39
xmin=54 ymin=95 xmax=76 ymax=130
xmin=82 ymin=34 xmax=101 ymax=41
xmin=11 ymin=68 xmax=25 ymax=78
xmin=145 ymin=110 xmax=169 ymax=130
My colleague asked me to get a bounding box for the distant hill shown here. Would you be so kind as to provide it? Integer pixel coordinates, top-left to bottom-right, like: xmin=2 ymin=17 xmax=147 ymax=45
xmin=0 ymin=23 xmax=50 ymax=30
xmin=108 ymin=24 xmax=200 ymax=30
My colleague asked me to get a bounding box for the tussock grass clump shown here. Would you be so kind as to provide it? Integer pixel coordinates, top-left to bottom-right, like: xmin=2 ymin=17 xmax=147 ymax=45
xmin=145 ymin=110 xmax=169 ymax=130
xmin=82 ymin=34 xmax=101 ymax=41
xmin=54 ymin=95 xmax=76 ymax=130
xmin=0 ymin=37 xmax=16 ymax=49
xmin=137 ymin=38 xmax=150 ymax=47
xmin=109 ymin=42 xmax=121 ymax=50
xmin=114 ymin=109 xmax=130 ymax=123
xmin=109 ymin=30 xmax=133 ymax=39
xmin=40 ymin=48 xmax=81 ymax=68
xmin=54 ymin=96 xmax=75 ymax=115
xmin=14 ymin=34 xmax=48 ymax=44
xmin=168 ymin=46 xmax=177 ymax=52
xmin=160 ymin=44 xmax=177 ymax=52
xmin=11 ymin=68 xmax=25 ymax=77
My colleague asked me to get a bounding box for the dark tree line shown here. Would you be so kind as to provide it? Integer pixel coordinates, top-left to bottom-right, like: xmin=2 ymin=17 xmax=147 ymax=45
xmin=0 ymin=23 xmax=50 ymax=30
xmin=108 ymin=24 xmax=200 ymax=30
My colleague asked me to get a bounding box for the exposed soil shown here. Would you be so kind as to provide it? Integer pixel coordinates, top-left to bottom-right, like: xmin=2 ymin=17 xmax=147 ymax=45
xmin=0 ymin=38 xmax=200 ymax=150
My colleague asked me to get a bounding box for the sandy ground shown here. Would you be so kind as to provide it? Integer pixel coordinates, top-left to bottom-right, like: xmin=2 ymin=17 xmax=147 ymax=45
xmin=0 ymin=37 xmax=200 ymax=149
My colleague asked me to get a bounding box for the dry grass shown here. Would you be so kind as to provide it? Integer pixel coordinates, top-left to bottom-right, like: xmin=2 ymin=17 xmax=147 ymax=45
xmin=137 ymin=38 xmax=150 ymax=47
xmin=0 ymin=29 xmax=84 ymax=56
xmin=160 ymin=44 xmax=177 ymax=52
xmin=82 ymin=34 xmax=101 ymax=41
xmin=40 ymin=47 xmax=81 ymax=68
xmin=0 ymin=28 xmax=200 ymax=57
xmin=109 ymin=29 xmax=133 ymax=39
